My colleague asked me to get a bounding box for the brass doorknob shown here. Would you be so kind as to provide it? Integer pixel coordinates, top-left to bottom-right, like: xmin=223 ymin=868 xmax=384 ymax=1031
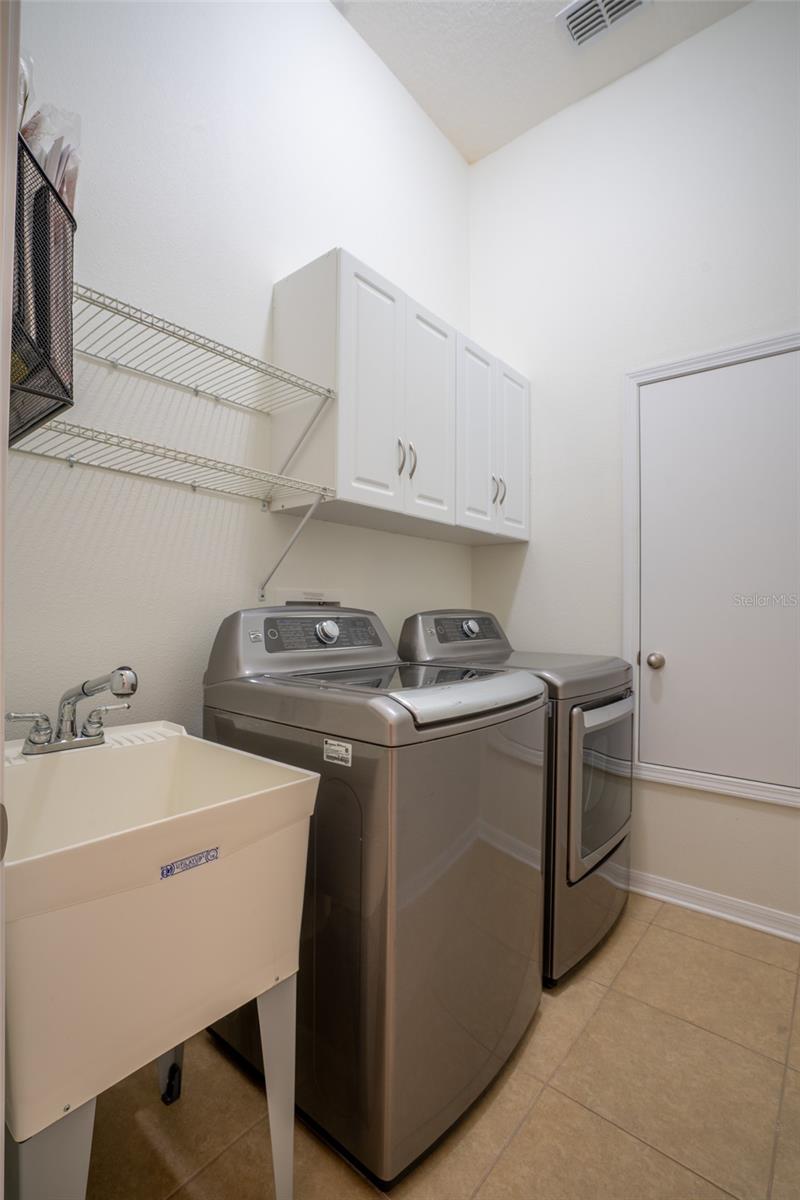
xmin=646 ymin=652 xmax=666 ymax=670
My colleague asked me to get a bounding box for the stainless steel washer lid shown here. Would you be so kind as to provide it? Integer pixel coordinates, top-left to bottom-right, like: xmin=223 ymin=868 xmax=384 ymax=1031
xmin=280 ymin=663 xmax=546 ymax=726
xmin=399 ymin=611 xmax=632 ymax=699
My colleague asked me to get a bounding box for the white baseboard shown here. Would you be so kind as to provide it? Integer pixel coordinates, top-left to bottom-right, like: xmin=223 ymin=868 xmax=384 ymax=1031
xmin=628 ymin=868 xmax=800 ymax=944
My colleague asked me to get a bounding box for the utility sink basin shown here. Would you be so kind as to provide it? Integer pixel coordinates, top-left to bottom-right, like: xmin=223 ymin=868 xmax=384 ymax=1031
xmin=4 ymin=722 xmax=318 ymax=1142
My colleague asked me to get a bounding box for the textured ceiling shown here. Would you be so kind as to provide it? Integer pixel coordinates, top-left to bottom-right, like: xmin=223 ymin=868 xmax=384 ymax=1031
xmin=333 ymin=0 xmax=747 ymax=162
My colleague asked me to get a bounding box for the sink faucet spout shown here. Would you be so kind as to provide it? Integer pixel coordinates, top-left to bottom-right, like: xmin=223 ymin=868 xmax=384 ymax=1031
xmin=56 ymin=667 xmax=139 ymax=742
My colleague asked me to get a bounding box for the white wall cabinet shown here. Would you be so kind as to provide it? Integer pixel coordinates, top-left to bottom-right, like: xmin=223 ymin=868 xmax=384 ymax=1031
xmin=403 ymin=299 xmax=456 ymax=522
xmin=338 ymin=258 xmax=407 ymax=512
xmin=494 ymin=360 xmax=531 ymax=537
xmin=271 ymin=249 xmax=528 ymax=544
xmin=456 ymin=338 xmax=531 ymax=539
xmin=456 ymin=337 xmax=495 ymax=531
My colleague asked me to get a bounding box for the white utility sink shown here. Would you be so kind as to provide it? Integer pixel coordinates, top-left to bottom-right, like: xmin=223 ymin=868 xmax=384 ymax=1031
xmin=4 ymin=721 xmax=318 ymax=1145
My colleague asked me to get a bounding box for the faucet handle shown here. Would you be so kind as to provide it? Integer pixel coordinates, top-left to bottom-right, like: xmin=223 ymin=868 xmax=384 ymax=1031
xmin=81 ymin=702 xmax=131 ymax=739
xmin=5 ymin=712 xmax=53 ymax=746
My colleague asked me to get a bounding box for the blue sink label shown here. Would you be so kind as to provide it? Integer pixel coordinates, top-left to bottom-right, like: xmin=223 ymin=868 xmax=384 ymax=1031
xmin=161 ymin=847 xmax=219 ymax=879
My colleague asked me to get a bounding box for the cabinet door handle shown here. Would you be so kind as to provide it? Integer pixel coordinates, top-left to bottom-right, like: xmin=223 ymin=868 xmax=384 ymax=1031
xmin=408 ymin=442 xmax=418 ymax=480
xmin=498 ymin=476 xmax=507 ymax=505
xmin=491 ymin=474 xmax=499 ymax=503
xmin=397 ymin=438 xmax=407 ymax=476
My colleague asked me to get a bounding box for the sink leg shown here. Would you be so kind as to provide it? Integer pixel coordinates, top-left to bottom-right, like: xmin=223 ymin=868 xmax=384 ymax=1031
xmin=5 ymin=1097 xmax=96 ymax=1200
xmin=157 ymin=1043 xmax=185 ymax=1105
xmin=257 ymin=974 xmax=297 ymax=1200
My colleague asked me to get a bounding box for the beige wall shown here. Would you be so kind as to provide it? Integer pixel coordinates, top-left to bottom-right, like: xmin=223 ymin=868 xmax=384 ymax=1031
xmin=468 ymin=2 xmax=800 ymax=917
xmin=633 ymin=782 xmax=800 ymax=918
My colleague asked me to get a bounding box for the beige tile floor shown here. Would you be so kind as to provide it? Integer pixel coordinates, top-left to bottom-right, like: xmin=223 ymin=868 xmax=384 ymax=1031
xmin=87 ymin=897 xmax=800 ymax=1200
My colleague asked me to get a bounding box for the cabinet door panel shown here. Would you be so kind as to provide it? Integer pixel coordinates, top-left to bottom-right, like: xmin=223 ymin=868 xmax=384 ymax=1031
xmin=456 ymin=337 xmax=496 ymax=531
xmin=405 ymin=303 xmax=456 ymax=523
xmin=639 ymin=350 xmax=800 ymax=788
xmin=495 ymin=361 xmax=530 ymax=538
xmin=337 ymin=257 xmax=405 ymax=511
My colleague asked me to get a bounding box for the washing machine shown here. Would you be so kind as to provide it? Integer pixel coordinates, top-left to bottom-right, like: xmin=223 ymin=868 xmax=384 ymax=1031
xmin=203 ymin=606 xmax=547 ymax=1186
xmin=399 ymin=611 xmax=633 ymax=985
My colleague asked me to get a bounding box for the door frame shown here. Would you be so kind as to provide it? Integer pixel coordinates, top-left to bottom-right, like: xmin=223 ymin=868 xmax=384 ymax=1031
xmin=1 ymin=0 xmax=21 ymax=1180
xmin=622 ymin=330 xmax=800 ymax=810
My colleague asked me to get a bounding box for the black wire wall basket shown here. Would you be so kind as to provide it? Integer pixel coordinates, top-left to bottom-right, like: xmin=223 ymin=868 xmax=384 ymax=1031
xmin=9 ymin=134 xmax=77 ymax=446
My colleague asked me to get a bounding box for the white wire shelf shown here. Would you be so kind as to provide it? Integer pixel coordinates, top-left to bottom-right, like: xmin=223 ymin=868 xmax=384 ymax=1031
xmin=72 ymin=283 xmax=334 ymax=415
xmin=13 ymin=419 xmax=335 ymax=506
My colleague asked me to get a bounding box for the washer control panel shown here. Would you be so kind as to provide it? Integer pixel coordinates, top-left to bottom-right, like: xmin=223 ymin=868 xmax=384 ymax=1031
xmin=263 ymin=614 xmax=382 ymax=653
xmin=205 ymin=607 xmax=399 ymax=686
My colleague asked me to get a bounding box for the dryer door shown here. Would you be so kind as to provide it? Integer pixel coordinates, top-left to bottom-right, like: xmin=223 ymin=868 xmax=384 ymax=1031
xmin=569 ymin=695 xmax=633 ymax=882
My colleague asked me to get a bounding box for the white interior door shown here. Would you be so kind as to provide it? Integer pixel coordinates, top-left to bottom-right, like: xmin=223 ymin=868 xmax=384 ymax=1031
xmin=639 ymin=351 xmax=800 ymax=789
xmin=404 ymin=300 xmax=455 ymax=523
xmin=337 ymin=255 xmax=405 ymax=511
xmin=494 ymin=360 xmax=530 ymax=538
xmin=456 ymin=336 xmax=495 ymax=531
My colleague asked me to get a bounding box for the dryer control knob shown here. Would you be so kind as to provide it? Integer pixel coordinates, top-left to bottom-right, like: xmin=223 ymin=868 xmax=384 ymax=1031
xmin=462 ymin=618 xmax=481 ymax=639
xmin=316 ymin=619 xmax=340 ymax=645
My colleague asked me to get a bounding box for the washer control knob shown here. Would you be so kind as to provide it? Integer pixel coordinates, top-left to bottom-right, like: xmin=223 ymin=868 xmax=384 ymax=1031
xmin=316 ymin=619 xmax=340 ymax=646
xmin=462 ymin=618 xmax=481 ymax=639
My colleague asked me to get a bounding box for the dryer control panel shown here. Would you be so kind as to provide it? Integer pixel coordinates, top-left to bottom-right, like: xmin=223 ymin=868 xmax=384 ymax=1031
xmin=432 ymin=615 xmax=501 ymax=644
xmin=398 ymin=610 xmax=513 ymax=664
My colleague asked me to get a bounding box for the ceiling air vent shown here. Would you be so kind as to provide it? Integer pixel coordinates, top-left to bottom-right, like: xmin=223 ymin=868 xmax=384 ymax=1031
xmin=559 ymin=0 xmax=644 ymax=46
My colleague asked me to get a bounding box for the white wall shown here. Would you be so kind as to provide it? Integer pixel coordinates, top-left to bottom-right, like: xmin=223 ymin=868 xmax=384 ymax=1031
xmin=469 ymin=1 xmax=800 ymax=916
xmin=9 ymin=0 xmax=471 ymax=734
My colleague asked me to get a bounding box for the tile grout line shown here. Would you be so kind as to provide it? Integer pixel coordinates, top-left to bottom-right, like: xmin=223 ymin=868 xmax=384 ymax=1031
xmin=163 ymin=1112 xmax=268 ymax=1200
xmin=544 ymin=1081 xmax=742 ymax=1200
xmin=766 ymin=968 xmax=800 ymax=1200
xmin=648 ymin=917 xmax=800 ymax=974
xmin=537 ymin=983 xmax=609 ymax=1084
xmin=466 ymin=1081 xmax=549 ymax=1200
xmin=607 ymin=968 xmax=795 ymax=1069
xmin=580 ymin=915 xmax=650 ymax=990
xmin=467 ymin=981 xmax=613 ymax=1196
xmin=630 ymin=900 xmax=662 ymax=924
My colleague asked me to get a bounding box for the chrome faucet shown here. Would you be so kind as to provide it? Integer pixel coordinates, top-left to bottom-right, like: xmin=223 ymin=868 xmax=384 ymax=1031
xmin=7 ymin=666 xmax=138 ymax=755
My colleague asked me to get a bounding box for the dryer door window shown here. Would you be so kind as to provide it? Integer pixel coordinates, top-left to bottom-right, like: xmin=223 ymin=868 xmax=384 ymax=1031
xmin=569 ymin=695 xmax=634 ymax=882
